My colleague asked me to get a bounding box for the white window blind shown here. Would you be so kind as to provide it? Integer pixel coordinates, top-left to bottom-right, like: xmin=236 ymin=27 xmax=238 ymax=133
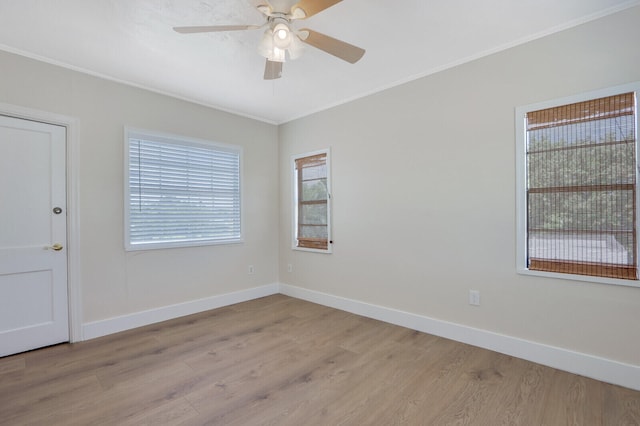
xmin=125 ymin=130 xmax=241 ymax=250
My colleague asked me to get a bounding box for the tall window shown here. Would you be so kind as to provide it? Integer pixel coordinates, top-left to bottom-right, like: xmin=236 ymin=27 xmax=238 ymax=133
xmin=516 ymin=85 xmax=639 ymax=284
xmin=293 ymin=150 xmax=331 ymax=252
xmin=125 ymin=129 xmax=242 ymax=250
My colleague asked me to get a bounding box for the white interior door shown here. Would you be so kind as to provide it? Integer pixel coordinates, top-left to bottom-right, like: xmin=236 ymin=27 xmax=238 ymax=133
xmin=0 ymin=115 xmax=68 ymax=357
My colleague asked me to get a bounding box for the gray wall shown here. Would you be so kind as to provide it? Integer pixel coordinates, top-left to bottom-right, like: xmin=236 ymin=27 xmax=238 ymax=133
xmin=279 ymin=6 xmax=640 ymax=365
xmin=0 ymin=51 xmax=280 ymax=324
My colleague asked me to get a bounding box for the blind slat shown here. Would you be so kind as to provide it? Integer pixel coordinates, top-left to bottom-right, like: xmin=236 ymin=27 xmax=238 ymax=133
xmin=525 ymin=92 xmax=637 ymax=280
xmin=527 ymin=93 xmax=634 ymax=130
xmin=127 ymin=135 xmax=241 ymax=247
xmin=295 ymin=152 xmax=329 ymax=250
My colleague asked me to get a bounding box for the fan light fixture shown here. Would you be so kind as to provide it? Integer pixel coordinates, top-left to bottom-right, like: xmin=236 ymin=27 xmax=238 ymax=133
xmin=173 ymin=0 xmax=366 ymax=80
xmin=258 ymin=20 xmax=301 ymax=63
xmin=274 ymin=23 xmax=290 ymax=47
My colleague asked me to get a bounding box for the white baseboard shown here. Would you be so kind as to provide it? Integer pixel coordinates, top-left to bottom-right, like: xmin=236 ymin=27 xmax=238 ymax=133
xmin=79 ymin=282 xmax=639 ymax=391
xmin=279 ymin=283 xmax=640 ymax=391
xmin=82 ymin=284 xmax=279 ymax=341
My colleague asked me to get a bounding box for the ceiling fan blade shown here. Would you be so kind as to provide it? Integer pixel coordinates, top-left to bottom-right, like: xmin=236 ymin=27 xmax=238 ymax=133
xmin=246 ymin=0 xmax=276 ymax=16
xmin=173 ymin=25 xmax=261 ymax=34
xmin=291 ymin=0 xmax=342 ymax=18
xmin=252 ymin=0 xmax=272 ymax=9
xmin=267 ymin=0 xmax=295 ymax=13
xmin=298 ymin=29 xmax=364 ymax=63
xmin=264 ymin=60 xmax=283 ymax=80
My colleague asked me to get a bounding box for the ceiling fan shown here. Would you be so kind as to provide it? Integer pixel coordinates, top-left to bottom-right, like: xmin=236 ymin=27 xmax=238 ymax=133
xmin=173 ymin=0 xmax=365 ymax=80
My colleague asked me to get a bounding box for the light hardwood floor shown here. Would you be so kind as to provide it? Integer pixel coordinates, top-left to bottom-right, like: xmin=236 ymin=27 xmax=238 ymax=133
xmin=1 ymin=294 xmax=639 ymax=425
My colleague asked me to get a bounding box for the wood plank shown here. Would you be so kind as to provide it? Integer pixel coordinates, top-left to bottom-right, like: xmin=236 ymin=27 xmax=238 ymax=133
xmin=0 ymin=295 xmax=638 ymax=425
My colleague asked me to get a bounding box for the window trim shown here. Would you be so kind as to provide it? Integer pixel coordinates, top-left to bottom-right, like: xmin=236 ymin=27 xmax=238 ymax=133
xmin=124 ymin=127 xmax=243 ymax=251
xmin=515 ymin=82 xmax=640 ymax=288
xmin=291 ymin=148 xmax=332 ymax=254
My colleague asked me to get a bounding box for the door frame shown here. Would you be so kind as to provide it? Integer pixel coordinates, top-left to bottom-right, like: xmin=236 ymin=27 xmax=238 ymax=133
xmin=0 ymin=102 xmax=82 ymax=342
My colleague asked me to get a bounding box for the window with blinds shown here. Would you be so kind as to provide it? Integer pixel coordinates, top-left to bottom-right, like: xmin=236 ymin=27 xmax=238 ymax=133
xmin=125 ymin=129 xmax=241 ymax=250
xmin=293 ymin=150 xmax=331 ymax=252
xmin=517 ymin=88 xmax=639 ymax=283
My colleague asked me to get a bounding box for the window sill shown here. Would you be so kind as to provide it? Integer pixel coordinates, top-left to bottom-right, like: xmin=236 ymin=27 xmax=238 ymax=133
xmin=292 ymin=246 xmax=333 ymax=254
xmin=517 ymin=267 xmax=640 ymax=289
xmin=126 ymin=238 xmax=244 ymax=251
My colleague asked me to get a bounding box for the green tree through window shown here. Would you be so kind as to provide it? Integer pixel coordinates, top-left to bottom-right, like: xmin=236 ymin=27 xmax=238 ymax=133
xmin=525 ymin=92 xmax=637 ymax=280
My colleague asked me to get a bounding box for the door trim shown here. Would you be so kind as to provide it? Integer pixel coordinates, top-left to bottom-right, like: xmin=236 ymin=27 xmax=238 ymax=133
xmin=0 ymin=102 xmax=82 ymax=342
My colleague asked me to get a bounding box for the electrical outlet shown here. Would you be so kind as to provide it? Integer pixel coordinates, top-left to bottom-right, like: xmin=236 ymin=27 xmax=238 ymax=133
xmin=248 ymin=265 xmax=254 ymax=274
xmin=469 ymin=290 xmax=480 ymax=306
xmin=287 ymin=263 xmax=293 ymax=273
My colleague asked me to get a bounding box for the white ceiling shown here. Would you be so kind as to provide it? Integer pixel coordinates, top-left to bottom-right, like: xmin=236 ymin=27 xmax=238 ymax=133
xmin=0 ymin=0 xmax=638 ymax=124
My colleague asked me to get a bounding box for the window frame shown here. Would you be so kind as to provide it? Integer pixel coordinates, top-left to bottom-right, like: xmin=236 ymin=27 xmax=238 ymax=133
xmin=124 ymin=127 xmax=243 ymax=251
xmin=515 ymin=82 xmax=640 ymax=288
xmin=292 ymin=148 xmax=332 ymax=254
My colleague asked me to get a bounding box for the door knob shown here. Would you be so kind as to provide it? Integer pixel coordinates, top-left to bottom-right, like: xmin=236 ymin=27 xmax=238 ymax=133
xmin=46 ymin=243 xmax=64 ymax=251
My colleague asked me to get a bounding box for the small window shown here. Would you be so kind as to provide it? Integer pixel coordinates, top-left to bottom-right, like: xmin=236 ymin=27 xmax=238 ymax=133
xmin=125 ymin=128 xmax=242 ymax=250
xmin=293 ymin=150 xmax=331 ymax=252
xmin=516 ymin=84 xmax=640 ymax=285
